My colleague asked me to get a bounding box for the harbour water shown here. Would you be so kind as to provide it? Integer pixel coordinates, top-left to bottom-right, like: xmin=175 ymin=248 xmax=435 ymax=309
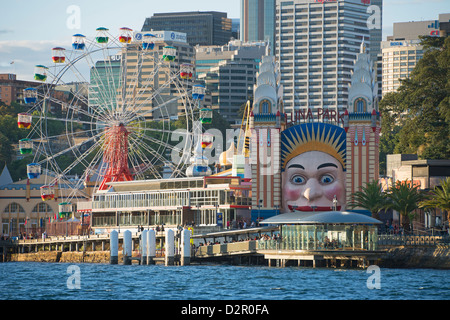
xmin=1 ymin=262 xmax=449 ymax=301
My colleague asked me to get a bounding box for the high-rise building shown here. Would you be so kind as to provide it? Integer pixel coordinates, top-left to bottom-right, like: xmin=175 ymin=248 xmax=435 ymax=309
xmin=275 ymin=0 xmax=376 ymax=116
xmin=142 ymin=11 xmax=232 ymax=46
xmin=380 ymin=39 xmax=424 ymax=96
xmin=196 ymin=40 xmax=267 ymax=123
xmin=127 ymin=31 xmax=195 ymax=119
xmin=381 ymin=13 xmax=449 ymax=96
xmin=240 ymin=0 xmax=276 ymax=52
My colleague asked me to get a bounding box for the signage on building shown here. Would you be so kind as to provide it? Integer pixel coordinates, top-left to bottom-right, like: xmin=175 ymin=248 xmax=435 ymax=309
xmin=290 ymin=108 xmax=345 ymax=126
xmin=133 ymin=31 xmax=187 ymax=43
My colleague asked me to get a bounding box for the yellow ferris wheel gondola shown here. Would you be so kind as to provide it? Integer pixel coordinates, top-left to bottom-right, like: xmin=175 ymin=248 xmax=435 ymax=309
xmin=119 ymin=27 xmax=133 ymax=43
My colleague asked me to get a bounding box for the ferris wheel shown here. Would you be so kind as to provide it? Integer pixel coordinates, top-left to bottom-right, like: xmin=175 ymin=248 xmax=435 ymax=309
xmin=17 ymin=27 xmax=213 ymax=213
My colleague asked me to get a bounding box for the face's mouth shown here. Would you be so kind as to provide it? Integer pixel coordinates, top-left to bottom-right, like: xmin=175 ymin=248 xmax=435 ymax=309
xmin=288 ymin=205 xmax=341 ymax=212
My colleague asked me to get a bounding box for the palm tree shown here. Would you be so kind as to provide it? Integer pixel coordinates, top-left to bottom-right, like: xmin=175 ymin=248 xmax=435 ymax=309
xmin=348 ymin=180 xmax=387 ymax=220
xmin=419 ymin=177 xmax=450 ymax=234
xmin=386 ymin=180 xmax=428 ymax=234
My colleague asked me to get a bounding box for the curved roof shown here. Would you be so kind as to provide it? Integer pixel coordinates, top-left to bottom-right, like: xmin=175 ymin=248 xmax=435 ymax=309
xmin=260 ymin=211 xmax=382 ymax=225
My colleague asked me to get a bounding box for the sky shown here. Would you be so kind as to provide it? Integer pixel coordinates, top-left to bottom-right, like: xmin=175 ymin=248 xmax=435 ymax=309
xmin=0 ymin=0 xmax=449 ymax=81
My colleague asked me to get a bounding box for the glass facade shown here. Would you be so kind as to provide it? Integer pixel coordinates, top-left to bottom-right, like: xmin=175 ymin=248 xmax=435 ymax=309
xmin=241 ymin=0 xmax=276 ymax=52
xmin=259 ymin=223 xmax=378 ymax=251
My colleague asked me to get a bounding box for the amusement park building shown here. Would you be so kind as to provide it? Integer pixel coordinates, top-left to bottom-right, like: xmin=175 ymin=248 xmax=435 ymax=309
xmin=89 ymin=176 xmax=252 ymax=233
xmin=0 ymin=165 xmax=88 ymax=238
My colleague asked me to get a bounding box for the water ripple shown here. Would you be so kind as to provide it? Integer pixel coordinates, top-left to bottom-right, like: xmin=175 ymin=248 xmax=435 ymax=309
xmin=1 ymin=262 xmax=449 ymax=300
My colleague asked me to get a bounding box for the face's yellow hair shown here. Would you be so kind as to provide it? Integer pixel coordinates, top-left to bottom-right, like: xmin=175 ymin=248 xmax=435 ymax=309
xmin=281 ymin=123 xmax=346 ymax=171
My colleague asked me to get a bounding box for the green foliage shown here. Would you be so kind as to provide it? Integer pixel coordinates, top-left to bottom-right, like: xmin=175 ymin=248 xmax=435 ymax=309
xmin=379 ymin=36 xmax=450 ymax=167
xmin=386 ymin=180 xmax=428 ymax=232
xmin=420 ymin=177 xmax=450 ymax=222
xmin=347 ymin=180 xmax=388 ymax=219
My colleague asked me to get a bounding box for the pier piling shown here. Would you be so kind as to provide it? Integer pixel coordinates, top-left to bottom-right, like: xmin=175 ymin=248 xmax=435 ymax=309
xmin=147 ymin=229 xmax=156 ymax=265
xmin=110 ymin=230 xmax=118 ymax=264
xmin=141 ymin=230 xmax=148 ymax=265
xmin=165 ymin=229 xmax=174 ymax=266
xmin=123 ymin=230 xmax=132 ymax=265
xmin=181 ymin=228 xmax=191 ymax=266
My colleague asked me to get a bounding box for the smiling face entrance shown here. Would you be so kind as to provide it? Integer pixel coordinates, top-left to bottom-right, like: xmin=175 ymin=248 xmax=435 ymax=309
xmin=282 ymin=150 xmax=346 ymax=212
xmin=280 ymin=122 xmax=347 ymax=213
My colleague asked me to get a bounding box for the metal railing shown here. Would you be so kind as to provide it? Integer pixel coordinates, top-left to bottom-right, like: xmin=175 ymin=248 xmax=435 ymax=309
xmin=378 ymin=234 xmax=450 ymax=246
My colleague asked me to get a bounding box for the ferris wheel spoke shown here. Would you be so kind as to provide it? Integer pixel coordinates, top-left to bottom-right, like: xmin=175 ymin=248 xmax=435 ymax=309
xmin=37 ymin=130 xmax=104 ymax=166
xmin=128 ymin=136 xmax=162 ymax=176
xmin=128 ymin=144 xmax=161 ymax=180
xmin=49 ymin=137 xmax=104 ymax=186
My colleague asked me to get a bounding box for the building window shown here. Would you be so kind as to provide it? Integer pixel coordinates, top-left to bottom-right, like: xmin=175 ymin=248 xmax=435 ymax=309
xmin=354 ymin=98 xmax=366 ymax=113
xmin=260 ymin=99 xmax=271 ymax=114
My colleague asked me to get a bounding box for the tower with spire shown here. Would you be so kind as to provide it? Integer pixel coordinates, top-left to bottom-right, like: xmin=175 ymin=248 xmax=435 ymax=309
xmin=343 ymin=38 xmax=381 ymax=204
xmin=249 ymin=52 xmax=285 ymax=218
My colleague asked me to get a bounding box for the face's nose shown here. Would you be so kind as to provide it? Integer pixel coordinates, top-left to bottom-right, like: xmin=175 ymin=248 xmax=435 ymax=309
xmin=303 ymin=179 xmax=323 ymax=201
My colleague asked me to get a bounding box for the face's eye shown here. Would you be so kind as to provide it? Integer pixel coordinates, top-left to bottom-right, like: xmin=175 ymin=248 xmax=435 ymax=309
xmin=290 ymin=175 xmax=306 ymax=185
xmin=320 ymin=174 xmax=334 ymax=185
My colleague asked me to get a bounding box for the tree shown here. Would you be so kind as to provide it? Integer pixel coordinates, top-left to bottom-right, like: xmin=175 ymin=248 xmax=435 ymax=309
xmin=347 ymin=180 xmax=388 ymax=220
xmin=386 ymin=180 xmax=428 ymax=233
xmin=379 ymin=36 xmax=450 ymax=162
xmin=420 ymin=177 xmax=450 ymax=233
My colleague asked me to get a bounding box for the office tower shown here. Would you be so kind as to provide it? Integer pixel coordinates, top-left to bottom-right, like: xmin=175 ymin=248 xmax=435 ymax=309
xmin=381 ymin=13 xmax=449 ymax=96
xmin=232 ymin=19 xmax=241 ymax=40
xmin=126 ymin=31 xmax=195 ymax=119
xmin=142 ymin=11 xmax=232 ymax=46
xmin=275 ymin=0 xmax=375 ymax=116
xmin=89 ymin=56 xmax=121 ymax=113
xmin=381 ymin=40 xmax=424 ymax=96
xmin=368 ymin=0 xmax=383 ymax=100
xmin=241 ymin=0 xmax=276 ymax=52
xmin=196 ymin=40 xmax=267 ymax=123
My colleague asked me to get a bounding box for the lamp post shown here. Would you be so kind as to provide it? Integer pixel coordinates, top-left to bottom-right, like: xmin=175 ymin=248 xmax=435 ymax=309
xmin=257 ymin=199 xmax=263 ymax=227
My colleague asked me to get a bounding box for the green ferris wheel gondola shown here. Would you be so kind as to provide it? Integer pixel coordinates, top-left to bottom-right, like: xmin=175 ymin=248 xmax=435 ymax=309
xmin=199 ymin=108 xmax=213 ymax=124
xmin=96 ymin=27 xmax=109 ymax=44
xmin=19 ymin=138 xmax=33 ymax=155
xmin=58 ymin=202 xmax=72 ymax=218
xmin=163 ymin=46 xmax=176 ymax=61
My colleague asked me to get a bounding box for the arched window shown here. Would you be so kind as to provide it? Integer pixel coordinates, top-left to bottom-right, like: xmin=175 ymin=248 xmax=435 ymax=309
xmin=32 ymin=202 xmax=54 ymax=215
xmin=354 ymin=98 xmax=366 ymax=113
xmin=4 ymin=202 xmax=25 ymax=214
xmin=260 ymin=99 xmax=271 ymax=114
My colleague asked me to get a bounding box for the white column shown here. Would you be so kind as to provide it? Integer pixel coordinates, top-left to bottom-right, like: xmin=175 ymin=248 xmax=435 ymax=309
xmin=110 ymin=230 xmax=118 ymax=264
xmin=123 ymin=230 xmax=132 ymax=265
xmin=141 ymin=229 xmax=148 ymax=265
xmin=181 ymin=228 xmax=191 ymax=266
xmin=147 ymin=229 xmax=156 ymax=265
xmin=165 ymin=229 xmax=174 ymax=266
